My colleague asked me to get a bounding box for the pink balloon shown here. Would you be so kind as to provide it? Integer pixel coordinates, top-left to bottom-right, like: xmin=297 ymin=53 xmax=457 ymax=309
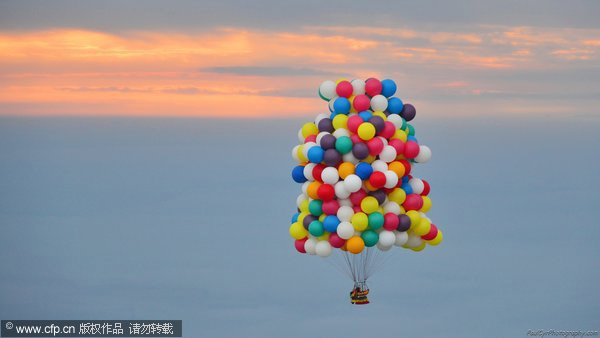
xmin=336 ymin=81 xmax=353 ymax=98
xmin=367 ymin=137 xmax=384 ymax=155
xmin=329 ymin=233 xmax=346 ymax=248
xmin=322 ymin=199 xmax=340 ymax=215
xmin=353 ymin=94 xmax=371 ymax=111
xmin=380 ymin=121 xmax=396 ymax=139
xmin=389 ymin=139 xmax=405 ymax=155
xmin=383 ymin=212 xmax=399 ymax=230
xmin=403 ymin=194 xmax=423 ymax=211
xmin=349 ymin=189 xmax=367 ymax=206
xmin=350 ymin=134 xmax=362 ymax=144
xmin=365 ymin=78 xmax=382 ymax=97
xmin=421 ymin=224 xmax=438 ymax=240
xmin=403 ymin=141 xmax=420 ymax=159
xmin=347 ymin=115 xmax=363 ymax=133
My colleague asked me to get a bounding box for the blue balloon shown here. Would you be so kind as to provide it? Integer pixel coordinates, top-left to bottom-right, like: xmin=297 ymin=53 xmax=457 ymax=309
xmin=355 ymin=162 xmax=373 ymax=180
xmin=401 ymin=183 xmax=413 ymax=195
xmin=323 ymin=215 xmax=341 ymax=232
xmin=381 ymin=79 xmax=397 ymax=97
xmin=358 ymin=110 xmax=373 ymax=122
xmin=292 ymin=165 xmax=307 ymax=183
xmin=307 ymin=146 xmax=324 ymax=163
xmin=401 ymin=175 xmax=410 ymax=184
xmin=407 ymin=135 xmax=418 ymax=142
xmin=291 ymin=212 xmax=299 ymax=223
xmin=333 ymin=97 xmax=351 ymax=114
xmin=387 ymin=97 xmax=404 ymax=114
xmin=330 ymin=112 xmax=338 ymax=120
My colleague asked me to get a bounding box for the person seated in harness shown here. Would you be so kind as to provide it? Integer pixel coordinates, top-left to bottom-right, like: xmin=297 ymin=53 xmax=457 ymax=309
xmin=349 ymin=285 xmax=370 ymax=305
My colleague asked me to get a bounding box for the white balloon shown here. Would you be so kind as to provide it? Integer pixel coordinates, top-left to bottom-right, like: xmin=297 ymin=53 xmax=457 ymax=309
xmin=302 ymin=142 xmax=316 ymax=158
xmin=337 ymin=205 xmax=354 ymax=222
xmin=370 ymin=94 xmax=388 ymax=112
xmin=316 ymin=131 xmax=330 ymax=145
xmin=415 ymin=145 xmax=432 ymax=163
xmin=304 ymin=238 xmax=318 ymax=255
xmin=333 ymin=128 xmax=350 ymax=138
xmin=372 ymin=160 xmax=388 ymax=172
xmin=394 ymin=231 xmax=409 ymax=246
xmin=292 ymin=145 xmax=300 ymax=162
xmin=301 ymin=182 xmax=310 ymax=195
xmin=303 ymin=163 xmax=316 ymax=181
xmin=297 ymin=128 xmax=304 ymax=143
xmin=405 ymin=234 xmax=423 ymax=248
xmin=337 ymin=221 xmax=355 ymax=239
xmin=321 ymin=167 xmax=339 ymax=185
xmin=328 ymin=96 xmax=338 ymax=112
xmin=296 ymin=194 xmax=306 ymax=208
xmin=378 ymin=136 xmax=388 ymax=146
xmin=334 ymin=181 xmax=351 ymax=199
xmin=319 ymin=80 xmax=336 ymax=100
xmin=376 ymin=241 xmax=392 ymax=251
xmin=316 ymin=240 xmax=333 ymax=257
xmin=386 ymin=114 xmax=404 ymax=129
xmin=342 ymin=152 xmax=358 ymax=164
xmin=379 ymin=230 xmax=396 ymax=246
xmin=351 ymin=79 xmax=366 ymax=95
xmin=384 ymin=170 xmax=399 ymax=189
xmin=383 ymin=201 xmax=401 ymax=215
xmin=343 ymin=174 xmax=362 ymax=193
xmin=338 ymin=198 xmax=352 ymax=207
xmin=409 ymin=178 xmax=424 ymax=195
xmin=379 ymin=145 xmax=397 ymax=163
xmin=314 ymin=112 xmax=330 ymax=125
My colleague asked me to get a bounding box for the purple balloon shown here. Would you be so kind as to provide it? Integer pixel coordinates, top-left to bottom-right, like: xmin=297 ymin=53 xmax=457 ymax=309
xmin=320 ymin=134 xmax=337 ymax=150
xmin=303 ymin=215 xmax=317 ymax=229
xmin=318 ymin=118 xmax=334 ymax=133
xmin=352 ymin=142 xmax=369 ymax=160
xmin=401 ymin=104 xmax=416 ymax=121
xmin=368 ymin=116 xmax=385 ymax=133
xmin=397 ymin=214 xmax=411 ymax=232
xmin=323 ymin=148 xmax=342 ymax=167
xmin=370 ymin=189 xmax=387 ymax=205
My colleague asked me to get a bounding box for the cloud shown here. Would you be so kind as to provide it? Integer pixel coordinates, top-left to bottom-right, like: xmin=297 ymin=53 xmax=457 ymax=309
xmin=199 ymin=66 xmax=338 ymax=77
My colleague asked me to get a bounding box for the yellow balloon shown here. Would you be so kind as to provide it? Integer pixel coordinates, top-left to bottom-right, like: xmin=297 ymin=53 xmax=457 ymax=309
xmin=318 ymin=232 xmax=331 ymax=241
xmin=406 ymin=210 xmax=421 ymax=230
xmin=349 ymin=95 xmax=357 ymax=113
xmin=377 ymin=206 xmax=385 ymax=214
xmin=392 ymin=129 xmax=407 ymax=142
xmin=361 ymin=196 xmax=379 ymax=214
xmin=319 ymin=214 xmax=326 ymax=222
xmin=413 ymin=218 xmax=431 ymax=236
xmin=338 ymin=162 xmax=355 ymax=179
xmin=372 ymin=111 xmax=387 ymax=120
xmin=357 ymin=122 xmax=376 ymax=140
xmin=388 ymin=188 xmax=407 ymax=205
xmin=364 ymin=154 xmax=376 ymax=163
xmin=351 ymin=212 xmax=369 ymax=231
xmin=335 ymin=78 xmax=348 ymax=84
xmin=297 ymin=145 xmax=307 ymax=162
xmin=297 ymin=212 xmax=308 ymax=225
xmin=299 ymin=199 xmax=309 ymax=213
xmin=332 ymin=114 xmax=348 ymax=130
xmin=412 ymin=242 xmax=426 ymax=252
xmin=346 ymin=236 xmax=365 ymax=254
xmin=301 ymin=122 xmax=319 ymax=138
xmin=420 ymin=196 xmax=432 ymax=212
xmin=289 ymin=222 xmax=308 ymax=239
xmin=428 ymin=230 xmax=443 ymax=246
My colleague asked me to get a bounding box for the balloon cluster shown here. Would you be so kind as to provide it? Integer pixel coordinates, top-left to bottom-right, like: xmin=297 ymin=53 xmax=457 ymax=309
xmin=290 ymin=78 xmax=443 ymax=257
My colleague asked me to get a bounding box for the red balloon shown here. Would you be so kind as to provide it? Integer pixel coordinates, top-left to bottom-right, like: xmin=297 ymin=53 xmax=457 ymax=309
xmin=305 ymin=135 xmax=317 ymax=143
xmin=322 ymin=199 xmax=340 ymax=215
xmin=347 ymin=115 xmax=363 ymax=133
xmin=365 ymin=78 xmax=382 ymax=97
xmin=380 ymin=121 xmax=396 ymax=139
xmin=403 ymin=194 xmax=423 ymax=211
xmin=421 ymin=224 xmax=438 ymax=240
xmin=367 ymin=137 xmax=384 ymax=155
xmin=295 ymin=238 xmax=307 ymax=253
xmin=369 ymin=171 xmax=386 ymax=188
xmin=317 ymin=184 xmax=335 ymax=201
xmin=329 ymin=233 xmax=346 ymax=248
xmin=352 ymin=205 xmax=363 ymax=213
xmin=421 ymin=180 xmax=430 ymax=196
xmin=353 ymin=94 xmax=371 ymax=111
xmin=404 ymin=141 xmax=420 ymax=159
xmin=383 ymin=213 xmax=399 ymax=231
xmin=312 ymin=164 xmax=325 ymax=182
xmin=389 ymin=139 xmax=405 ymax=155
xmin=349 ymin=189 xmax=367 ymax=206
xmin=350 ymin=134 xmax=362 ymax=144
xmin=336 ymin=81 xmax=353 ymax=98
xmin=399 ymin=159 xmax=411 ymax=176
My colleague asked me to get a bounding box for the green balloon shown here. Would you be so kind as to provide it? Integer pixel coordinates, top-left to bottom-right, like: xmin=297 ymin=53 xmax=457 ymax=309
xmin=362 ymin=230 xmax=379 ymax=247
xmin=309 ymin=200 xmax=323 ymax=216
xmin=309 ymin=221 xmax=324 ymax=236
xmin=400 ymin=117 xmax=407 ymax=130
xmin=368 ymin=212 xmax=384 ymax=230
xmin=335 ymin=136 xmax=353 ymax=154
xmin=407 ymin=124 xmax=415 ymax=136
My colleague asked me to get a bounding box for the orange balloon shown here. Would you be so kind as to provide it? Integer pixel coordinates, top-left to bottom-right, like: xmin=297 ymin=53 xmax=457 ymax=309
xmin=307 ymin=181 xmax=322 ymax=200
xmin=364 ymin=180 xmax=377 ymax=191
xmin=388 ymin=161 xmax=406 ymax=177
xmin=338 ymin=162 xmax=355 ymax=179
xmin=346 ymin=236 xmax=365 ymax=254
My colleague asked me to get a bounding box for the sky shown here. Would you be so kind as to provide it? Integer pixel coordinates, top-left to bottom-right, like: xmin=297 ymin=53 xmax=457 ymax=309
xmin=0 ymin=0 xmax=599 ymax=117
xmin=0 ymin=1 xmax=599 ymax=337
